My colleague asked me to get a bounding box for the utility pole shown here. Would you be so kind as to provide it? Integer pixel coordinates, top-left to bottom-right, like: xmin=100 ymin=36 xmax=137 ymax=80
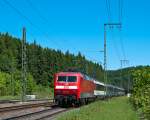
xmin=127 ymin=61 xmax=130 ymax=94
xmin=120 ymin=59 xmax=129 ymax=88
xmin=21 ymin=27 xmax=27 ymax=102
xmin=104 ymin=24 xmax=107 ymax=97
xmin=103 ymin=23 xmax=121 ymax=97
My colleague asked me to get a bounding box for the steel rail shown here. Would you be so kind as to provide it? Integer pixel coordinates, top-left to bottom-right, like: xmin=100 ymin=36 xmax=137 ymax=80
xmin=0 ymin=98 xmax=53 ymax=104
xmin=0 ymin=101 xmax=54 ymax=113
xmin=3 ymin=105 xmax=67 ymax=120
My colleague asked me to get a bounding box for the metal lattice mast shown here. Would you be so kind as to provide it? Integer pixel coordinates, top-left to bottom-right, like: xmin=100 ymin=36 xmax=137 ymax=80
xmin=104 ymin=23 xmax=122 ymax=97
xmin=104 ymin=24 xmax=107 ymax=97
xmin=120 ymin=59 xmax=129 ymax=88
xmin=21 ymin=27 xmax=27 ymax=102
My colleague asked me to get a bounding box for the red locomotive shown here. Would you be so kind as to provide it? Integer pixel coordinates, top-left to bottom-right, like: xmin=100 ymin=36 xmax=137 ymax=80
xmin=54 ymin=71 xmax=125 ymax=106
xmin=54 ymin=72 xmax=95 ymax=106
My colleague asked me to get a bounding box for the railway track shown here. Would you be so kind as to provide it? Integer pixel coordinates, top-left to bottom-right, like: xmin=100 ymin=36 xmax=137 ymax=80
xmin=0 ymin=99 xmax=52 ymax=104
xmin=3 ymin=105 xmax=69 ymax=120
xmin=0 ymin=99 xmax=102 ymax=120
xmin=0 ymin=100 xmax=20 ymax=104
xmin=0 ymin=99 xmax=73 ymax=120
xmin=0 ymin=100 xmax=54 ymax=113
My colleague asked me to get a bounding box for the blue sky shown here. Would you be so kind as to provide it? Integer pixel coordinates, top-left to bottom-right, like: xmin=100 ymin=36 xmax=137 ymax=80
xmin=0 ymin=0 xmax=149 ymax=69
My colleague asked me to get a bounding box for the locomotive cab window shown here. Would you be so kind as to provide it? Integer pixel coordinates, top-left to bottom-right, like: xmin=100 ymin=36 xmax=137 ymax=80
xmin=57 ymin=76 xmax=77 ymax=82
xmin=68 ymin=76 xmax=77 ymax=82
xmin=58 ymin=76 xmax=66 ymax=82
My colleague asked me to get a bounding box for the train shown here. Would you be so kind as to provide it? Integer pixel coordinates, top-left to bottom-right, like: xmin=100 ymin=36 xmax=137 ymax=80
xmin=54 ymin=72 xmax=125 ymax=106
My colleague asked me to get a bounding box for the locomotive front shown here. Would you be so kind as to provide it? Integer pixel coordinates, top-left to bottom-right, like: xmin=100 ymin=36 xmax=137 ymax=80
xmin=54 ymin=72 xmax=80 ymax=106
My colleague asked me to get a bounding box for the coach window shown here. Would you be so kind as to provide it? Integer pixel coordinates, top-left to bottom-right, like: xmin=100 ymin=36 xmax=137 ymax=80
xmin=68 ymin=76 xmax=77 ymax=82
xmin=58 ymin=76 xmax=66 ymax=82
xmin=96 ymin=84 xmax=104 ymax=91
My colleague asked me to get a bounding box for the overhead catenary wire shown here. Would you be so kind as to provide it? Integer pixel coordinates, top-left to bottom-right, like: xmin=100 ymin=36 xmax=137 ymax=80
xmin=2 ymin=0 xmax=63 ymax=49
xmin=1 ymin=0 xmax=124 ymax=71
xmin=25 ymin=0 xmax=78 ymax=51
xmin=118 ymin=27 xmax=126 ymax=59
xmin=118 ymin=0 xmax=126 ymax=59
xmin=104 ymin=0 xmax=127 ymax=66
xmin=105 ymin=0 xmax=111 ymax=22
xmin=1 ymin=0 xmax=98 ymax=68
xmin=2 ymin=0 xmax=37 ymax=30
xmin=118 ymin=0 xmax=123 ymax=23
xmin=26 ymin=0 xmax=82 ymax=52
xmin=25 ymin=0 xmax=49 ymax=24
xmin=110 ymin=27 xmax=121 ymax=61
xmin=105 ymin=0 xmax=123 ymax=61
xmin=1 ymin=0 xmax=102 ymax=66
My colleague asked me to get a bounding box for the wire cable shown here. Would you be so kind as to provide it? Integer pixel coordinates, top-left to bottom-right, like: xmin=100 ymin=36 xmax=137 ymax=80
xmin=118 ymin=0 xmax=123 ymax=23
xmin=105 ymin=0 xmax=111 ymax=22
xmin=119 ymin=27 xmax=126 ymax=59
xmin=110 ymin=27 xmax=121 ymax=61
xmin=25 ymin=0 xmax=77 ymax=51
xmin=25 ymin=0 xmax=49 ymax=24
xmin=2 ymin=0 xmax=63 ymax=49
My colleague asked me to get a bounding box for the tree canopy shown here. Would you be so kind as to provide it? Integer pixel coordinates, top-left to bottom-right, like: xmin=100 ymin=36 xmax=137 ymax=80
xmin=0 ymin=33 xmax=103 ymax=87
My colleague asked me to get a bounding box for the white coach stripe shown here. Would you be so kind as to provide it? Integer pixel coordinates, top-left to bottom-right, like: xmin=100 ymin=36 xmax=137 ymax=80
xmin=55 ymin=86 xmax=64 ymax=89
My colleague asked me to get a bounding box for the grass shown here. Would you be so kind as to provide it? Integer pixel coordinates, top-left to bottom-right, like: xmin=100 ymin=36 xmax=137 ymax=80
xmin=0 ymin=86 xmax=54 ymax=100
xmin=33 ymin=85 xmax=54 ymax=99
xmin=0 ymin=95 xmax=20 ymax=100
xmin=57 ymin=97 xmax=138 ymax=120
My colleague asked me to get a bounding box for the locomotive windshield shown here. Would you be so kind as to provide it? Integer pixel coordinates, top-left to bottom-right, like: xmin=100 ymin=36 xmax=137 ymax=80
xmin=57 ymin=76 xmax=77 ymax=82
xmin=58 ymin=76 xmax=66 ymax=82
xmin=68 ymin=76 xmax=77 ymax=82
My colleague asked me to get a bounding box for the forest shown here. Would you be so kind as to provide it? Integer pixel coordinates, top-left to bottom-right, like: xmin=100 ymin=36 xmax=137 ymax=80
xmin=0 ymin=33 xmax=103 ymax=96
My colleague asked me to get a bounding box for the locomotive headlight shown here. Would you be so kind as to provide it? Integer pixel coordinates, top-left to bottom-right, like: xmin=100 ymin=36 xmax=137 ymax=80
xmin=55 ymin=86 xmax=64 ymax=89
xmin=68 ymin=86 xmax=77 ymax=89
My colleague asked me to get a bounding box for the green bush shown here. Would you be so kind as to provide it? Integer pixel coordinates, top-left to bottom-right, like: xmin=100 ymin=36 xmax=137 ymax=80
xmin=0 ymin=71 xmax=36 ymax=96
xmin=130 ymin=67 xmax=150 ymax=119
xmin=33 ymin=85 xmax=53 ymax=99
xmin=0 ymin=70 xmax=53 ymax=100
xmin=0 ymin=72 xmax=11 ymax=95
